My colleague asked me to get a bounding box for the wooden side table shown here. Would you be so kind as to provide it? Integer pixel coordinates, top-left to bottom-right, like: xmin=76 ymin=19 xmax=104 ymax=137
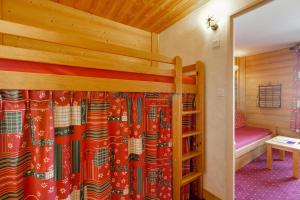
xmin=266 ymin=136 xmax=300 ymax=179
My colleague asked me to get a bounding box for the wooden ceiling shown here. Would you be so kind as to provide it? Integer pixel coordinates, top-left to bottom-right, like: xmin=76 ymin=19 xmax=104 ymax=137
xmin=51 ymin=0 xmax=209 ymax=33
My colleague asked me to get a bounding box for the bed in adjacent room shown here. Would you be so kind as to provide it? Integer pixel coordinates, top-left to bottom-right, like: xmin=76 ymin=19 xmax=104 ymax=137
xmin=235 ymin=112 xmax=276 ymax=170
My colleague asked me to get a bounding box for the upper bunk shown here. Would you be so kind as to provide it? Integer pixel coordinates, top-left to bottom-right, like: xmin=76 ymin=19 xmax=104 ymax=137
xmin=0 ymin=20 xmax=201 ymax=94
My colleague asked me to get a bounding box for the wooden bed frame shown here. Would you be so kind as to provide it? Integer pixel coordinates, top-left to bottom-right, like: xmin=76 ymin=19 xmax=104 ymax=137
xmin=0 ymin=20 xmax=205 ymax=200
xmin=235 ymin=122 xmax=277 ymax=170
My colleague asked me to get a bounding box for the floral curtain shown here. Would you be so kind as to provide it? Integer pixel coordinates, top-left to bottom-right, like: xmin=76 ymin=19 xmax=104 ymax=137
xmin=291 ymin=48 xmax=300 ymax=132
xmin=0 ymin=90 xmax=172 ymax=200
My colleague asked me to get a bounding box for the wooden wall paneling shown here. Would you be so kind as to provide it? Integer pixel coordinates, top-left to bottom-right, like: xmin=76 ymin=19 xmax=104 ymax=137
xmin=2 ymin=35 xmax=151 ymax=68
xmin=3 ymin=0 xmax=151 ymax=50
xmin=0 ymin=20 xmax=173 ymax=64
xmin=1 ymin=0 xmax=161 ymax=67
xmin=236 ymin=57 xmax=246 ymax=112
xmin=151 ymin=33 xmax=159 ymax=67
xmin=236 ymin=48 xmax=298 ymax=137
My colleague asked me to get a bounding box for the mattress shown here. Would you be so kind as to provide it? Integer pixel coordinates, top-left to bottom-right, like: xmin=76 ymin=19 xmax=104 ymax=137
xmin=0 ymin=58 xmax=195 ymax=84
xmin=235 ymin=126 xmax=272 ymax=150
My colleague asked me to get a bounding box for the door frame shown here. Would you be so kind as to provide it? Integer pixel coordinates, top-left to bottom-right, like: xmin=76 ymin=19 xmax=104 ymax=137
xmin=226 ymin=0 xmax=272 ymax=199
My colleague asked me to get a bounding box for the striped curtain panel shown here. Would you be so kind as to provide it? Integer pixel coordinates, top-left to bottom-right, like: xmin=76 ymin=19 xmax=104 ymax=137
xmin=0 ymin=90 xmax=172 ymax=200
xmin=291 ymin=50 xmax=300 ymax=132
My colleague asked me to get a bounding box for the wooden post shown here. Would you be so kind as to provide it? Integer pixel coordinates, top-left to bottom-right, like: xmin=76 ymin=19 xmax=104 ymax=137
xmin=293 ymin=151 xmax=299 ymax=179
xmin=151 ymin=33 xmax=158 ymax=67
xmin=267 ymin=144 xmax=272 ymax=169
xmin=172 ymin=56 xmax=182 ymax=200
xmin=195 ymin=61 xmax=205 ymax=198
xmin=279 ymin=150 xmax=285 ymax=161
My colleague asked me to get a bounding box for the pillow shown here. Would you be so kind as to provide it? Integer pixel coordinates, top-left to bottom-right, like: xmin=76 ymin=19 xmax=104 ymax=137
xmin=235 ymin=111 xmax=246 ymax=128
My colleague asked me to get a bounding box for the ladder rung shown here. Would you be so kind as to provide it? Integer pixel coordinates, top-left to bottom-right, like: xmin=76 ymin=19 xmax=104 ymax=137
xmin=182 ymin=131 xmax=201 ymax=138
xmin=182 ymin=110 xmax=201 ymax=115
xmin=182 ymin=151 xmax=201 ymax=161
xmin=181 ymin=171 xmax=202 ymax=186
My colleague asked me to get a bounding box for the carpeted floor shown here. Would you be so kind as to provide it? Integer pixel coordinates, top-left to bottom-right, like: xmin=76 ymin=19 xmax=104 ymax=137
xmin=235 ymin=150 xmax=300 ymax=200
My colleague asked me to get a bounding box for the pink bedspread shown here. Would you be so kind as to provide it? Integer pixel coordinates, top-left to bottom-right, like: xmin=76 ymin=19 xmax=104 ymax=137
xmin=235 ymin=126 xmax=272 ymax=149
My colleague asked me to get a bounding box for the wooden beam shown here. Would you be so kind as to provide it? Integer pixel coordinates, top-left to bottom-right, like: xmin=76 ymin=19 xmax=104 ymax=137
xmin=0 ymin=45 xmax=173 ymax=77
xmin=172 ymin=55 xmax=183 ymax=200
xmin=151 ymin=32 xmax=159 ymax=67
xmin=182 ymin=64 xmax=196 ymax=73
xmin=0 ymin=70 xmax=174 ymax=93
xmin=174 ymin=56 xmax=183 ymax=93
xmin=0 ymin=20 xmax=174 ymax=64
xmin=172 ymin=94 xmax=182 ymax=200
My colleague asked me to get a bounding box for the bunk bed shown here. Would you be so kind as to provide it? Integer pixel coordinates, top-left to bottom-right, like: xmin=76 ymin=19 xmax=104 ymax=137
xmin=0 ymin=19 xmax=205 ymax=200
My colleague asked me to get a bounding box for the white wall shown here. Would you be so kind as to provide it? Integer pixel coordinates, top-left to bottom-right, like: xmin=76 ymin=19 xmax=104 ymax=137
xmin=159 ymin=0 xmax=257 ymax=199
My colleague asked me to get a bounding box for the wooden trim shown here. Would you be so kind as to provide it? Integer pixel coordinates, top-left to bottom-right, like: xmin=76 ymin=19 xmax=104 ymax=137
xmin=0 ymin=70 xmax=174 ymax=93
xmin=174 ymin=56 xmax=183 ymax=93
xmin=203 ymin=189 xmax=222 ymax=200
xmin=228 ymin=1 xmax=272 ymax=199
xmin=0 ymin=20 xmax=174 ymax=64
xmin=196 ymin=61 xmax=205 ymax=172
xmin=196 ymin=61 xmax=205 ymax=198
xmin=0 ymin=45 xmax=174 ymax=76
xmin=172 ymin=94 xmax=182 ymax=200
xmin=182 ymin=64 xmax=196 ymax=73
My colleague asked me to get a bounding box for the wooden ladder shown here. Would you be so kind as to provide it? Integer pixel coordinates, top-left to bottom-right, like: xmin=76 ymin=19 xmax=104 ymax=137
xmin=173 ymin=58 xmax=205 ymax=200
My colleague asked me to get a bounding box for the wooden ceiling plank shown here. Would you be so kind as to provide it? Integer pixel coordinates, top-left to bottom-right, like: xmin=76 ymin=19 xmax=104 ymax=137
xmin=89 ymin=0 xmax=108 ymax=14
xmin=135 ymin=0 xmax=175 ymax=28
xmin=154 ymin=0 xmax=209 ymax=32
xmin=122 ymin=0 xmax=145 ymax=24
xmin=57 ymin=0 xmax=76 ymax=7
xmin=105 ymin=0 xmax=126 ymax=19
xmin=115 ymin=0 xmax=135 ymax=23
xmin=51 ymin=0 xmax=208 ymax=33
xmin=74 ymin=0 xmax=94 ymax=11
xmin=99 ymin=0 xmax=118 ymax=18
xmin=138 ymin=0 xmax=183 ymax=29
xmin=146 ymin=0 xmax=194 ymax=31
xmin=127 ymin=0 xmax=157 ymax=26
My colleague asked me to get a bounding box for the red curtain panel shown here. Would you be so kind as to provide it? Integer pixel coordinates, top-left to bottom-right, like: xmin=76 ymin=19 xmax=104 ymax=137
xmin=0 ymin=90 xmax=172 ymax=200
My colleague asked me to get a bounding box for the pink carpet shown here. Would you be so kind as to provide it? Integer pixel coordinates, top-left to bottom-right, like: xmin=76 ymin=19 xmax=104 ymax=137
xmin=236 ymin=150 xmax=300 ymax=200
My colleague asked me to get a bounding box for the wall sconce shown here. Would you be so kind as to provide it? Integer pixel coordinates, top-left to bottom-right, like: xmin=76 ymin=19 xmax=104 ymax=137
xmin=234 ymin=65 xmax=239 ymax=72
xmin=207 ymin=16 xmax=218 ymax=31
